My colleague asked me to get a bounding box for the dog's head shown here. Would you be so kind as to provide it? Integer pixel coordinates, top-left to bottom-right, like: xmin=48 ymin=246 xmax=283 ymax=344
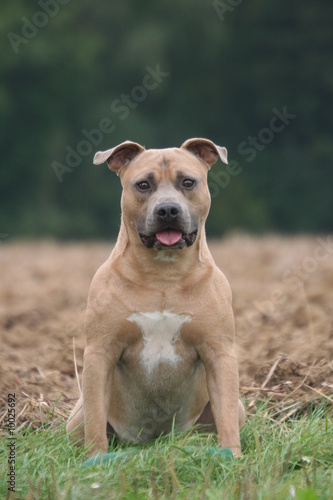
xmin=93 ymin=139 xmax=228 ymax=251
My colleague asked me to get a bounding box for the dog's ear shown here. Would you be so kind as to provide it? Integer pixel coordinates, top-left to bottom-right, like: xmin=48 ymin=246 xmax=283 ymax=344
xmin=93 ymin=141 xmax=145 ymax=173
xmin=181 ymin=138 xmax=228 ymax=167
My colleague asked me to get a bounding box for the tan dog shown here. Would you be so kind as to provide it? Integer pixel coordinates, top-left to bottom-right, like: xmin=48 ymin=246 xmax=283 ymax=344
xmin=66 ymin=138 xmax=245 ymax=458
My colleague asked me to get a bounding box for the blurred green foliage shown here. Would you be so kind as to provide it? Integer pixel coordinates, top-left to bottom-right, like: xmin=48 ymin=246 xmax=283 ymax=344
xmin=1 ymin=0 xmax=332 ymax=239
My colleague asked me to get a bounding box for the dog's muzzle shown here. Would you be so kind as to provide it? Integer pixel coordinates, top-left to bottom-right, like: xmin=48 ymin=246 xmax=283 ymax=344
xmin=139 ymin=202 xmax=197 ymax=249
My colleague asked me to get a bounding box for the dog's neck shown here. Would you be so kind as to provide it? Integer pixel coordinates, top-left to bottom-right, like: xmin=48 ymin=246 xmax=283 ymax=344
xmin=109 ymin=219 xmax=214 ymax=286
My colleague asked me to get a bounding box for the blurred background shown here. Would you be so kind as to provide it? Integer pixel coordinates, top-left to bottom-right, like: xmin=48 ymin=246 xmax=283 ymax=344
xmin=1 ymin=0 xmax=332 ymax=240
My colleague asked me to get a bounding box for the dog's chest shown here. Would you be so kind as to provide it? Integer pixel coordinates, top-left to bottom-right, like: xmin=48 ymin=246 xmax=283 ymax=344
xmin=128 ymin=311 xmax=191 ymax=378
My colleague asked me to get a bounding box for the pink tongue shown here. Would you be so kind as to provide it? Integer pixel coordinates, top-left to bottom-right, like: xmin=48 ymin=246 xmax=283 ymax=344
xmin=156 ymin=230 xmax=182 ymax=246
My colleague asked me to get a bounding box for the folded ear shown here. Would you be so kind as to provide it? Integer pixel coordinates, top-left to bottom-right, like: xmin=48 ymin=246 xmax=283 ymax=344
xmin=181 ymin=138 xmax=228 ymax=167
xmin=93 ymin=141 xmax=145 ymax=173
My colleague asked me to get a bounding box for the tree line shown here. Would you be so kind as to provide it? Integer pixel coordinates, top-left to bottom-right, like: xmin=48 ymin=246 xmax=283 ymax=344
xmin=1 ymin=0 xmax=332 ymax=239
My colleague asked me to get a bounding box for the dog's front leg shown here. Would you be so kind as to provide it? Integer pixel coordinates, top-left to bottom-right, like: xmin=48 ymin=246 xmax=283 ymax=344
xmin=83 ymin=345 xmax=118 ymax=457
xmin=199 ymin=340 xmax=242 ymax=458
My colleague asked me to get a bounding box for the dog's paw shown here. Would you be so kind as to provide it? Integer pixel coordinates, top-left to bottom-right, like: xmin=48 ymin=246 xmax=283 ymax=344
xmin=230 ymin=447 xmax=243 ymax=459
xmin=85 ymin=438 xmax=108 ymax=458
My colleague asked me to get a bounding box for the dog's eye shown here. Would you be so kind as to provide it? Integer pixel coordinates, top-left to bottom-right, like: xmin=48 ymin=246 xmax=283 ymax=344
xmin=136 ymin=181 xmax=150 ymax=191
xmin=182 ymin=179 xmax=195 ymax=189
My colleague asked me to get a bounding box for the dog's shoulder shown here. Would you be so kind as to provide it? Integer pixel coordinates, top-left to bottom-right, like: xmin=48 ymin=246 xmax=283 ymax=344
xmin=211 ymin=264 xmax=232 ymax=301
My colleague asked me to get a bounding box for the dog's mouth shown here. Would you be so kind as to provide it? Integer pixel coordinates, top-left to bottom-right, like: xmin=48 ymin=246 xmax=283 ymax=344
xmin=139 ymin=229 xmax=198 ymax=249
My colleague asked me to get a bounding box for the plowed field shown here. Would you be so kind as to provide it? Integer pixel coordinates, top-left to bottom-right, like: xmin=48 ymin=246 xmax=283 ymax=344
xmin=1 ymin=235 xmax=332 ymax=429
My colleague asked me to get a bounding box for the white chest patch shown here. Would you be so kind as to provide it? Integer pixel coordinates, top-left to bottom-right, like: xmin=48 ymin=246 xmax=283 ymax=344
xmin=128 ymin=311 xmax=191 ymax=378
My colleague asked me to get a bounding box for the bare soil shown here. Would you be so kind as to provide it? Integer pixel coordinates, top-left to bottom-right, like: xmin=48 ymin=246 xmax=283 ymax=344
xmin=1 ymin=235 xmax=332 ymax=430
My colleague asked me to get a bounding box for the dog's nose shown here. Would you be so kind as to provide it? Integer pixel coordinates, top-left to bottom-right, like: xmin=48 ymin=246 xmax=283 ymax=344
xmin=156 ymin=203 xmax=180 ymax=222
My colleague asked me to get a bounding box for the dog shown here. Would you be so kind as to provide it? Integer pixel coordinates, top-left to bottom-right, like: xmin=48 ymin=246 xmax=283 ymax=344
xmin=66 ymin=138 xmax=245 ymax=458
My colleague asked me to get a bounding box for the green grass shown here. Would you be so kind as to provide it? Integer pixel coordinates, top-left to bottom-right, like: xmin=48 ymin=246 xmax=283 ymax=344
xmin=1 ymin=403 xmax=332 ymax=499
